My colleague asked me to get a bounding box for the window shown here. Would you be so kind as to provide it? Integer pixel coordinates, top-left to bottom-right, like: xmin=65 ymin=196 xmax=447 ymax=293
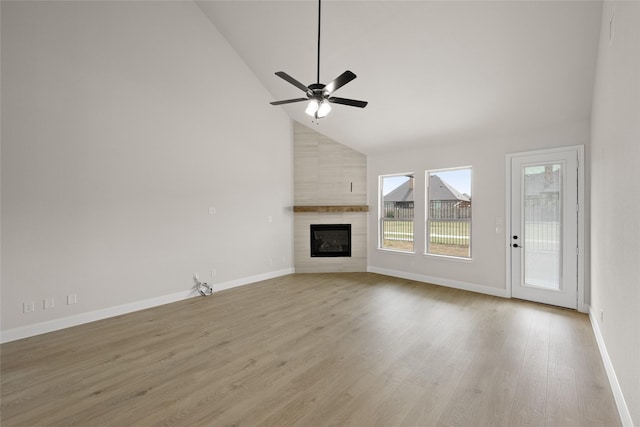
xmin=426 ymin=168 xmax=472 ymax=258
xmin=379 ymin=174 xmax=414 ymax=252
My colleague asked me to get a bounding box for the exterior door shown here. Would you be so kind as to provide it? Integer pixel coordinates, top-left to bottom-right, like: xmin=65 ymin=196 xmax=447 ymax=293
xmin=509 ymin=148 xmax=579 ymax=309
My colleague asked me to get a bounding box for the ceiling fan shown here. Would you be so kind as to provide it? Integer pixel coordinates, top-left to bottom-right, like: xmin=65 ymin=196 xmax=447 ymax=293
xmin=270 ymin=0 xmax=368 ymax=119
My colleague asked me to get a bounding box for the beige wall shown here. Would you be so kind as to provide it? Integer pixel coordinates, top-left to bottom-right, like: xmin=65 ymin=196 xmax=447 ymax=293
xmin=1 ymin=1 xmax=293 ymax=338
xmin=590 ymin=2 xmax=640 ymax=425
xmin=293 ymin=122 xmax=367 ymax=272
xmin=367 ymin=119 xmax=591 ymax=298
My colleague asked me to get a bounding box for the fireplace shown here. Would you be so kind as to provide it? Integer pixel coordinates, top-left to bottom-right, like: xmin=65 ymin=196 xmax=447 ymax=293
xmin=310 ymin=224 xmax=351 ymax=257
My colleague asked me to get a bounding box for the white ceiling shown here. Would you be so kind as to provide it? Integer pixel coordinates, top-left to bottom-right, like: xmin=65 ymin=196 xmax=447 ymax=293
xmin=196 ymin=1 xmax=602 ymax=155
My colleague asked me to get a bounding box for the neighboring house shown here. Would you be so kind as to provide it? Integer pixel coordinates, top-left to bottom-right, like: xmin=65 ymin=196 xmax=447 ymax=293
xmin=383 ymin=177 xmax=414 ymax=219
xmin=428 ymin=175 xmax=471 ymax=220
xmin=524 ymin=165 xmax=560 ymax=196
xmin=384 ymin=175 xmax=472 ymax=220
xmin=524 ymin=166 xmax=560 ymax=222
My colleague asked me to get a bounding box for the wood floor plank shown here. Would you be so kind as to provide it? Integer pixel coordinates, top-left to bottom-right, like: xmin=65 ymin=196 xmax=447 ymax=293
xmin=1 ymin=273 xmax=621 ymax=426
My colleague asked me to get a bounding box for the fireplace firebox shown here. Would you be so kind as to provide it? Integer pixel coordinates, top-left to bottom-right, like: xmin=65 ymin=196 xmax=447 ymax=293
xmin=310 ymin=224 xmax=351 ymax=257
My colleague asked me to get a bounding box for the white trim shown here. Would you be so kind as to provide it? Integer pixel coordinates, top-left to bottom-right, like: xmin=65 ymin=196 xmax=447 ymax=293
xmin=576 ymin=145 xmax=586 ymax=312
xmin=0 ymin=268 xmax=294 ymax=344
xmin=367 ymin=266 xmax=509 ymax=298
xmin=425 ymin=166 xmax=473 ymax=258
xmin=376 ymin=248 xmax=415 ymax=255
xmin=589 ymin=308 xmax=634 ymax=427
xmin=505 ymin=145 xmax=586 ymax=312
xmin=211 ymin=268 xmax=293 ymax=292
xmin=423 ymin=253 xmax=474 ymax=263
xmin=505 ymin=153 xmax=513 ymax=298
xmin=378 ymin=172 xmax=415 ymax=251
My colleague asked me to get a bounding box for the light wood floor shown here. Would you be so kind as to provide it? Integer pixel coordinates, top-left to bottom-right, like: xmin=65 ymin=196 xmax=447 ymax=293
xmin=1 ymin=273 xmax=620 ymax=426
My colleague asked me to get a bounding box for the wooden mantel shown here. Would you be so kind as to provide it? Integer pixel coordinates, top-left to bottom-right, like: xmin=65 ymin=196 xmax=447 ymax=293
xmin=293 ymin=205 xmax=369 ymax=213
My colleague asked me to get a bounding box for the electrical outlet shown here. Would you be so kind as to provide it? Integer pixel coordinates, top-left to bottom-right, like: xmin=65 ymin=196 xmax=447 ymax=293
xmin=67 ymin=293 xmax=78 ymax=305
xmin=208 ymin=207 xmax=216 ymax=215
xmin=211 ymin=268 xmax=217 ymax=277
xmin=23 ymin=301 xmax=35 ymax=313
xmin=43 ymin=298 xmax=55 ymax=309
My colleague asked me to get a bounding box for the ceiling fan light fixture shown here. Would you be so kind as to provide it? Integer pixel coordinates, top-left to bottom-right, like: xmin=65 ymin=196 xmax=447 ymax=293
xmin=316 ymin=100 xmax=331 ymax=118
xmin=305 ymin=99 xmax=331 ymax=119
xmin=305 ymin=99 xmax=320 ymax=117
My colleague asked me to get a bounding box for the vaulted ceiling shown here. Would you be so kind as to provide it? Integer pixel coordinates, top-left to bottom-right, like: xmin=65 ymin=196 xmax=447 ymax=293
xmin=196 ymin=1 xmax=602 ymax=155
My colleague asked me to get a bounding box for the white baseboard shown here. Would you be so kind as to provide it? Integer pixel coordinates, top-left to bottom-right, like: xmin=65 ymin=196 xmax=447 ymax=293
xmin=578 ymin=302 xmax=590 ymax=314
xmin=211 ymin=268 xmax=294 ymax=292
xmin=0 ymin=268 xmax=294 ymax=344
xmin=0 ymin=289 xmax=197 ymax=344
xmin=589 ymin=308 xmax=634 ymax=427
xmin=366 ymin=266 xmax=509 ymax=298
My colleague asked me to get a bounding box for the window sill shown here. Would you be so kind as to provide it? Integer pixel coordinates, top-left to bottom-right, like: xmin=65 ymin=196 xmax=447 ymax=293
xmin=423 ymin=253 xmax=474 ymax=262
xmin=377 ymin=248 xmax=416 ymax=255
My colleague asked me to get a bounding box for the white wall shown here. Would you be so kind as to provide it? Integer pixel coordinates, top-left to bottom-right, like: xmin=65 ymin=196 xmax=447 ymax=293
xmin=1 ymin=1 xmax=293 ymax=339
xmin=590 ymin=2 xmax=640 ymax=425
xmin=367 ymin=120 xmax=590 ymax=298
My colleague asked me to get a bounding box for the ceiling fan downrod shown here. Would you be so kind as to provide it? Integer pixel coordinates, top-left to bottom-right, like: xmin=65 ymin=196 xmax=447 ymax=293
xmin=316 ymin=0 xmax=321 ymax=85
xmin=269 ymin=0 xmax=368 ymax=118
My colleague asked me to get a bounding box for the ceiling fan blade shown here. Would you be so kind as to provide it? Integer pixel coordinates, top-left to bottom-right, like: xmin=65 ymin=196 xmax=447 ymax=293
xmin=270 ymin=98 xmax=308 ymax=106
xmin=324 ymin=71 xmax=357 ymax=95
xmin=328 ymin=97 xmax=368 ymax=108
xmin=275 ymin=72 xmax=310 ymax=93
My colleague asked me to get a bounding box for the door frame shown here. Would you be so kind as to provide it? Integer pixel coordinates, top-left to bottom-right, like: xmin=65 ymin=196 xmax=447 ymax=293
xmin=505 ymin=145 xmax=586 ymax=312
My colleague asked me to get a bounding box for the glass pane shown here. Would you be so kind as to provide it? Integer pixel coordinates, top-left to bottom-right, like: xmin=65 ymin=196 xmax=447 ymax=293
xmin=426 ymin=169 xmax=472 ymax=258
xmin=523 ymin=163 xmax=562 ymax=290
xmin=380 ymin=175 xmax=414 ymax=251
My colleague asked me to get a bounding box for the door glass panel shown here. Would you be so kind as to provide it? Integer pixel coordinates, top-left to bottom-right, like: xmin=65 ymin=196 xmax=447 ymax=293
xmin=523 ymin=163 xmax=562 ymax=290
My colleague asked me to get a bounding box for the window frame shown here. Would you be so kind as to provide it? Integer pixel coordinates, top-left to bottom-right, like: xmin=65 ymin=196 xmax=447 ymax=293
xmin=378 ymin=173 xmax=415 ymax=253
xmin=425 ymin=166 xmax=473 ymax=260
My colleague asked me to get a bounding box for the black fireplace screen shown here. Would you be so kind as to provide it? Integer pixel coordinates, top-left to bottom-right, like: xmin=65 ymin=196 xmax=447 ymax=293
xmin=310 ymin=224 xmax=351 ymax=257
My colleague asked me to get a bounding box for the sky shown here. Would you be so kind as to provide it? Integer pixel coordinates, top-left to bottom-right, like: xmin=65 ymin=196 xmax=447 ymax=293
xmin=382 ymin=168 xmax=472 ymax=196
